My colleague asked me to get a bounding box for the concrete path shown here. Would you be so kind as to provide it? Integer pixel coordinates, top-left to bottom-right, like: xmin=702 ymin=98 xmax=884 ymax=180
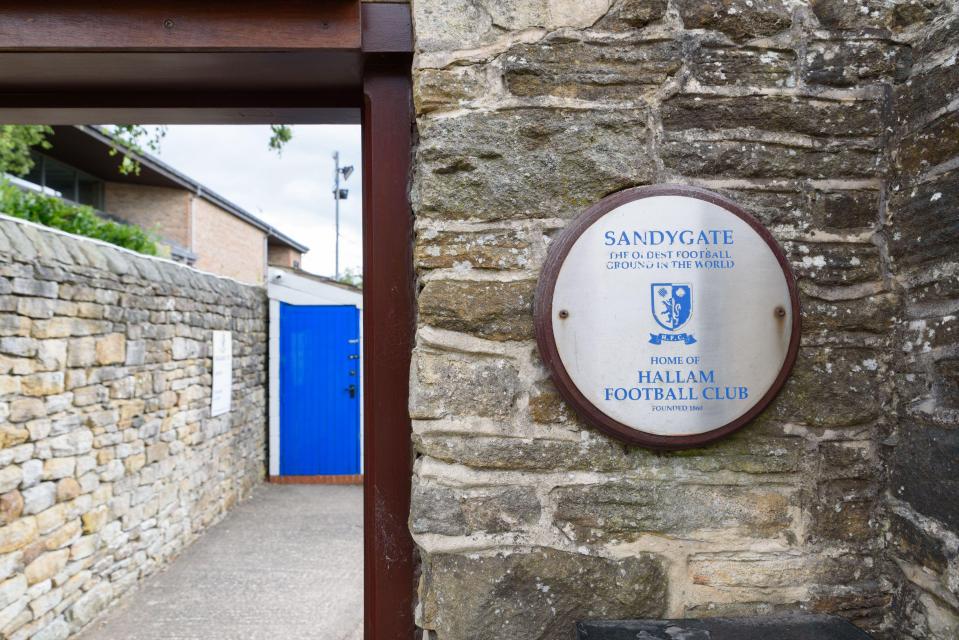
xmin=78 ymin=484 xmax=363 ymax=640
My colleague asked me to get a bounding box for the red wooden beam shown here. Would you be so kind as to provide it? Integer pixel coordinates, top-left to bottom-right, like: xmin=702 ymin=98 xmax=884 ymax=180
xmin=0 ymin=0 xmax=361 ymax=50
xmin=362 ymin=61 xmax=415 ymax=640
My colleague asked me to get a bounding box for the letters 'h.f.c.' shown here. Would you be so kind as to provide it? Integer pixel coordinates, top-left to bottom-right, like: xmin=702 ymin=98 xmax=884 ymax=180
xmin=650 ymin=283 xmax=696 ymax=345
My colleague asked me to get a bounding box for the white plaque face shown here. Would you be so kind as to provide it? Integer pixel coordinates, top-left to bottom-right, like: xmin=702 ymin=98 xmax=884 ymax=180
xmin=211 ymin=330 xmax=233 ymax=417
xmin=535 ymin=186 xmax=799 ymax=448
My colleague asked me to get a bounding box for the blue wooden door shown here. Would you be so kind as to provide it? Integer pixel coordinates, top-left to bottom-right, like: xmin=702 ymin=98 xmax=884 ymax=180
xmin=279 ymin=304 xmax=360 ymax=475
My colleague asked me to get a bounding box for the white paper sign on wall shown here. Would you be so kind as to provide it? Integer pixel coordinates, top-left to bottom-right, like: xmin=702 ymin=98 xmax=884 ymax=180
xmin=211 ymin=330 xmax=233 ymax=417
xmin=534 ymin=185 xmax=800 ymax=449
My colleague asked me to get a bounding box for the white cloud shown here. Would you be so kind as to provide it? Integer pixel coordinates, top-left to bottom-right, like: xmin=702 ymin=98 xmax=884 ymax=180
xmin=150 ymin=124 xmax=362 ymax=277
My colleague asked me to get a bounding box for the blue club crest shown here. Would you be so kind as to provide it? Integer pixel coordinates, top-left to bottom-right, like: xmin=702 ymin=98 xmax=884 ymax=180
xmin=651 ymin=283 xmax=692 ymax=331
xmin=649 ymin=284 xmax=695 ymax=344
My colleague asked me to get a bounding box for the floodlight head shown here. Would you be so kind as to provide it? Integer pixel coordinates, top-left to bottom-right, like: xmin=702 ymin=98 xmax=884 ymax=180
xmin=338 ymin=188 xmax=349 ymax=200
xmin=341 ymin=165 xmax=354 ymax=181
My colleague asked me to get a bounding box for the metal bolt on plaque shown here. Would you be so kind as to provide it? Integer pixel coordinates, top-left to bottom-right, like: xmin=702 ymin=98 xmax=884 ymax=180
xmin=534 ymin=185 xmax=800 ymax=449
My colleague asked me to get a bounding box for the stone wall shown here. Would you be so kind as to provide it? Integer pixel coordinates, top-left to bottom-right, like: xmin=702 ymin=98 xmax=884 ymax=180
xmin=409 ymin=1 xmax=956 ymax=638
xmin=0 ymin=215 xmax=266 ymax=638
xmin=885 ymin=8 xmax=959 ymax=640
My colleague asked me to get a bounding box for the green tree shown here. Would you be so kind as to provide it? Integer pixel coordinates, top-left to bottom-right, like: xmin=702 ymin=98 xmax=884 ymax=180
xmin=0 ymin=182 xmax=158 ymax=255
xmin=0 ymin=124 xmax=295 ymax=178
xmin=0 ymin=125 xmax=53 ymax=176
xmin=336 ymin=267 xmax=363 ymax=289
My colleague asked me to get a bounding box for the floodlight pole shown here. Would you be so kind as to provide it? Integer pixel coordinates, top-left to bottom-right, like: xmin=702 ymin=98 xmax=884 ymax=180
xmin=333 ymin=150 xmax=341 ymax=279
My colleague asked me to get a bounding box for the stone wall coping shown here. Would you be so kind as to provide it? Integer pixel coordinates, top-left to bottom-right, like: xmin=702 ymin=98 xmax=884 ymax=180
xmin=0 ymin=210 xmax=264 ymax=292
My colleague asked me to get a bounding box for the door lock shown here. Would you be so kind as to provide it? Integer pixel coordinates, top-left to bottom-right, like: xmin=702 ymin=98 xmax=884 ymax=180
xmin=347 ymin=384 xmax=356 ymax=398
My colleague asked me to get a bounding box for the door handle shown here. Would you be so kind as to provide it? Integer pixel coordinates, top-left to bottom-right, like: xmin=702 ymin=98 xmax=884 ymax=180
xmin=347 ymin=384 xmax=356 ymax=398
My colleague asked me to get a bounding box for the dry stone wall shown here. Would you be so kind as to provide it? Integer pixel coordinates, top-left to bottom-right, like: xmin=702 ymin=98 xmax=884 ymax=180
xmin=0 ymin=215 xmax=266 ymax=639
xmin=409 ymin=1 xmax=957 ymax=638
xmin=885 ymin=8 xmax=959 ymax=640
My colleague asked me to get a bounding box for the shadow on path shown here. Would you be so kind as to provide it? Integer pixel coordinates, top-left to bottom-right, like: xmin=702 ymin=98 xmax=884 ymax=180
xmin=78 ymin=484 xmax=363 ymax=640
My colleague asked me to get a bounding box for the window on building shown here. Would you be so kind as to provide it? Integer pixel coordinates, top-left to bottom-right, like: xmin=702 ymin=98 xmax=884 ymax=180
xmin=22 ymin=152 xmax=105 ymax=210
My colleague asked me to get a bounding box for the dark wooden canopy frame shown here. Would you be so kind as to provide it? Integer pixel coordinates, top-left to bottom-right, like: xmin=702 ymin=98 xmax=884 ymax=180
xmin=0 ymin=2 xmax=415 ymax=638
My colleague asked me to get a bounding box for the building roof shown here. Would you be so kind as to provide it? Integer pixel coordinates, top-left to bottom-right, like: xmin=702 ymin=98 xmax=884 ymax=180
xmin=270 ymin=264 xmax=361 ymax=294
xmin=42 ymin=125 xmax=309 ymax=254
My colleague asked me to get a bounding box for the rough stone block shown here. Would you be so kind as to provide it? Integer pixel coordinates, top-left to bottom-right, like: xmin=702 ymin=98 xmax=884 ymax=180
xmin=0 ymin=337 xmax=36 ymax=358
xmin=412 ymin=0 xmax=615 ymax=53
xmin=419 ymin=279 xmax=535 ymax=341
xmin=20 ymin=373 xmax=64 ymax=397
xmin=55 ymin=479 xmax=81 ymax=503
xmin=806 ymin=39 xmax=911 ymax=87
xmin=16 ymin=298 xmax=56 ymax=320
xmin=895 ymin=62 xmax=959 ymax=127
xmin=786 ymin=242 xmax=882 ymax=286
xmin=22 ymin=484 xmax=56 ymax=516
xmin=0 ymin=468 xmax=21 ymax=496
xmin=552 ymin=481 xmax=792 ymax=543
xmin=801 ymin=293 xmax=896 ymax=335
xmin=410 ymin=482 xmax=541 ymax=536
xmin=94 ymin=334 xmax=125 ymax=365
xmin=171 ymin=337 xmax=202 ymax=360
xmin=809 ymin=190 xmax=880 ymax=231
xmin=810 ymin=0 xmax=944 ymax=31
xmin=772 ymin=347 xmax=883 ymax=427
xmin=48 ymin=430 xmax=94 ymax=457
xmin=528 ymin=379 xmax=581 ymax=425
xmin=66 ymin=338 xmax=96 ymax=369
xmin=662 ymin=138 xmax=880 ymax=179
xmin=66 ymin=581 xmax=112 ymax=626
xmin=24 ymin=549 xmax=68 ymax=586
xmin=691 ymin=45 xmax=795 ymax=87
xmin=896 ymin=111 xmax=959 ymax=179
xmin=661 ymin=95 xmax=883 ymax=138
xmin=415 ymin=227 xmax=533 ymax=271
xmin=11 ymin=278 xmax=57 ymax=299
xmin=8 ymin=399 xmax=46 ymax=424
xmin=415 ymin=108 xmax=651 ymax=220
xmin=413 ymin=66 xmax=489 ymax=115
xmin=81 ymin=507 xmax=109 ymax=535
xmin=652 ymin=433 xmax=804 ymax=474
xmin=888 ymin=510 xmax=950 ymax=576
xmin=891 ymin=422 xmax=959 ymax=530
xmin=809 ymin=481 xmax=876 ymax=544
xmin=415 ymin=433 xmax=632 ymax=472
xmin=421 ymin=548 xmax=667 ymax=640
xmin=688 ymin=551 xmax=873 ymax=588
xmin=503 ymin=37 xmax=681 ymax=100
xmin=42 ymin=520 xmax=80 ymax=551
xmin=0 ymin=492 xmax=23 ymax=527
xmin=596 ymin=0 xmax=667 ymax=30
xmin=0 ymin=518 xmax=37 ymax=554
xmin=888 ymin=170 xmax=959 ymax=271
xmin=410 ymin=350 xmax=521 ymax=420
xmin=0 ymin=574 xmax=26 ymax=610
xmin=675 ymin=0 xmax=791 ymax=41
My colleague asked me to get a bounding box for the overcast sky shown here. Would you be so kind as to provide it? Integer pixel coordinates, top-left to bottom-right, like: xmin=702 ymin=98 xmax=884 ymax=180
xmin=150 ymin=125 xmax=362 ymax=277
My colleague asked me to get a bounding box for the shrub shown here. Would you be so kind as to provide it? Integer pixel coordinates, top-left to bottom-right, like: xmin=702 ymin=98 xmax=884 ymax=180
xmin=0 ymin=181 xmax=158 ymax=255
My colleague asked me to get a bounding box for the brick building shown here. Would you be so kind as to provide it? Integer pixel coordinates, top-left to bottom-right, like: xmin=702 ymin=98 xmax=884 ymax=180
xmin=18 ymin=125 xmax=308 ymax=284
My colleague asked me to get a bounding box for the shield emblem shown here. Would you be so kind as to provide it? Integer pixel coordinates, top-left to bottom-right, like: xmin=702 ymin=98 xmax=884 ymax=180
xmin=651 ymin=283 xmax=692 ymax=331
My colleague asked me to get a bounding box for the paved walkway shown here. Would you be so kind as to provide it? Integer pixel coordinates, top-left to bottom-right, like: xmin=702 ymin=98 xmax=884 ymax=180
xmin=78 ymin=484 xmax=363 ymax=640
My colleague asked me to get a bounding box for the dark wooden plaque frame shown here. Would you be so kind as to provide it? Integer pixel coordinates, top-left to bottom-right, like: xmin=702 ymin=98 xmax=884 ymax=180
xmin=534 ymin=184 xmax=801 ymax=450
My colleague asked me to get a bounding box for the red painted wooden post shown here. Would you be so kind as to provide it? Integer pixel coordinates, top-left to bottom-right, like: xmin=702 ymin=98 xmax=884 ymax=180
xmin=362 ymin=64 xmax=415 ymax=640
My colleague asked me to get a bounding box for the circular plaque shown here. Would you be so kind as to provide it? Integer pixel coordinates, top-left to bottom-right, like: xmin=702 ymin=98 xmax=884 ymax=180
xmin=534 ymin=185 xmax=800 ymax=449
